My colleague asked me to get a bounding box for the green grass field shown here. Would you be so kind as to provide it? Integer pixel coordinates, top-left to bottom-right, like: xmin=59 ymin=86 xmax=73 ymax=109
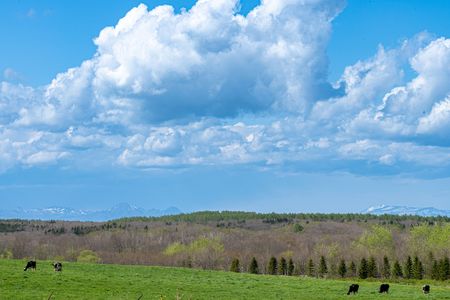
xmin=0 ymin=259 xmax=449 ymax=299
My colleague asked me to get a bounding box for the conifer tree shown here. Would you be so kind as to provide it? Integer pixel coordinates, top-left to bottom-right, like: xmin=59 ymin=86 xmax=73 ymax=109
xmin=287 ymin=258 xmax=294 ymax=276
xmin=249 ymin=257 xmax=259 ymax=274
xmin=307 ymin=259 xmax=315 ymax=277
xmin=439 ymin=257 xmax=450 ymax=281
xmin=279 ymin=257 xmax=287 ymax=275
xmin=382 ymin=256 xmax=391 ymax=278
xmin=318 ymin=256 xmax=328 ymax=277
xmin=404 ymin=256 xmax=413 ymax=279
xmin=358 ymin=258 xmax=368 ymax=279
xmin=230 ymin=258 xmax=240 ymax=273
xmin=412 ymin=256 xmax=424 ymax=280
xmin=349 ymin=261 xmax=357 ymax=277
xmin=338 ymin=259 xmax=347 ymax=278
xmin=392 ymin=260 xmax=403 ymax=278
xmin=430 ymin=259 xmax=439 ymax=280
xmin=367 ymin=256 xmax=378 ymax=278
xmin=268 ymin=256 xmax=278 ymax=275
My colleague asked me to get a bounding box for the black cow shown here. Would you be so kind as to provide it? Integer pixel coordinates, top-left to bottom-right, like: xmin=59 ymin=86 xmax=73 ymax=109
xmin=53 ymin=262 xmax=62 ymax=272
xmin=423 ymin=285 xmax=430 ymax=294
xmin=347 ymin=284 xmax=359 ymax=295
xmin=379 ymin=283 xmax=390 ymax=293
xmin=24 ymin=260 xmax=36 ymax=271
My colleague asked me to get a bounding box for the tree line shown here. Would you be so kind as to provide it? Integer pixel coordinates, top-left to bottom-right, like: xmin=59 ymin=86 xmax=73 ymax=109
xmin=117 ymin=211 xmax=450 ymax=224
xmin=228 ymin=255 xmax=450 ymax=281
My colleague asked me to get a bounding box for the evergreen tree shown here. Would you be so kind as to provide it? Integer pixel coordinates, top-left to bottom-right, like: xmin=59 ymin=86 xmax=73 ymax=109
xmin=358 ymin=258 xmax=368 ymax=279
xmin=230 ymin=258 xmax=240 ymax=273
xmin=438 ymin=257 xmax=450 ymax=281
xmin=392 ymin=260 xmax=403 ymax=278
xmin=430 ymin=259 xmax=440 ymax=280
xmin=404 ymin=256 xmax=413 ymax=279
xmin=382 ymin=256 xmax=391 ymax=278
xmin=444 ymin=257 xmax=450 ymax=280
xmin=318 ymin=256 xmax=328 ymax=277
xmin=287 ymin=258 xmax=294 ymax=276
xmin=412 ymin=256 xmax=424 ymax=280
xmin=307 ymin=259 xmax=315 ymax=277
xmin=367 ymin=256 xmax=378 ymax=278
xmin=338 ymin=259 xmax=347 ymax=278
xmin=279 ymin=257 xmax=287 ymax=275
xmin=349 ymin=261 xmax=357 ymax=277
xmin=267 ymin=256 xmax=278 ymax=275
xmin=249 ymin=257 xmax=259 ymax=274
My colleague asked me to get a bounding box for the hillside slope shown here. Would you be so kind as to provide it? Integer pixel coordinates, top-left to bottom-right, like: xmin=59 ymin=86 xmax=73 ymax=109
xmin=1 ymin=259 xmax=449 ymax=299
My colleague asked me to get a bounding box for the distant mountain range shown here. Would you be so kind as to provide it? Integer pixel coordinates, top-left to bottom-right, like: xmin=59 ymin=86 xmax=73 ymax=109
xmin=0 ymin=203 xmax=181 ymax=221
xmin=364 ymin=205 xmax=450 ymax=217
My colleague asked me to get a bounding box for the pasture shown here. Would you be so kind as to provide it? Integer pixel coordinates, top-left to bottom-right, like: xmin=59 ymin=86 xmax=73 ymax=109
xmin=0 ymin=259 xmax=449 ymax=299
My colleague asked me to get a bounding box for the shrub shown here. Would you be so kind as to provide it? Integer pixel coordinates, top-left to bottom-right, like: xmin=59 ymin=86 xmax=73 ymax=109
xmin=0 ymin=249 xmax=13 ymax=259
xmin=293 ymin=223 xmax=304 ymax=233
xmin=77 ymin=250 xmax=101 ymax=263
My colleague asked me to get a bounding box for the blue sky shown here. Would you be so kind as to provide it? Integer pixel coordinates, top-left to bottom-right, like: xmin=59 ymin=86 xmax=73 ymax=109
xmin=1 ymin=0 xmax=450 ymax=212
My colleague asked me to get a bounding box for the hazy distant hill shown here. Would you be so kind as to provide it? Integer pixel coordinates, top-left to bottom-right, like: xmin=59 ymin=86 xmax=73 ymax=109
xmin=364 ymin=204 xmax=450 ymax=217
xmin=0 ymin=203 xmax=181 ymax=221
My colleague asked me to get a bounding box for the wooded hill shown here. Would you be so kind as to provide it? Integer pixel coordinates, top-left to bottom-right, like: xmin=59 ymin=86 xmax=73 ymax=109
xmin=0 ymin=211 xmax=449 ymax=280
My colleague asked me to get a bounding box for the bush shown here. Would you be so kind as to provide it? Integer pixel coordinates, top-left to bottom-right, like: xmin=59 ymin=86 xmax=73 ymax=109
xmin=77 ymin=250 xmax=101 ymax=263
xmin=0 ymin=249 xmax=13 ymax=259
xmin=293 ymin=223 xmax=304 ymax=233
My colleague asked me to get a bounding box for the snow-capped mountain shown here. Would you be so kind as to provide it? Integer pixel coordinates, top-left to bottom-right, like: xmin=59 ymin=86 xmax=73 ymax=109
xmin=364 ymin=205 xmax=450 ymax=217
xmin=0 ymin=203 xmax=181 ymax=221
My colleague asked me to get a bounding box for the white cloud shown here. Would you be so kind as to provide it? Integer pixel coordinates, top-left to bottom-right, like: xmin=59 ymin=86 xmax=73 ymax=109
xmin=417 ymin=97 xmax=450 ymax=136
xmin=1 ymin=1 xmax=450 ymax=176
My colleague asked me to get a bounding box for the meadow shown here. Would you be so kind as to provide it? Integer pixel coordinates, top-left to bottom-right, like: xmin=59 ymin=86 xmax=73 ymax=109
xmin=0 ymin=259 xmax=449 ymax=299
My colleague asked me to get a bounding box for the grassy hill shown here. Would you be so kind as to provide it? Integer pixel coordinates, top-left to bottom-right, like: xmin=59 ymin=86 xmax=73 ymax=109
xmin=1 ymin=259 xmax=449 ymax=299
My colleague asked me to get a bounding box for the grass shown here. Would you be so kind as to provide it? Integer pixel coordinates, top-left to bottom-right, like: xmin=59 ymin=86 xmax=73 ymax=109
xmin=0 ymin=259 xmax=449 ymax=299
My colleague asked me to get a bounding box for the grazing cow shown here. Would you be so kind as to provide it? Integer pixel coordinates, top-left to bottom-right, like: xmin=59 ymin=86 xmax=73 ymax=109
xmin=423 ymin=285 xmax=430 ymax=294
xmin=379 ymin=283 xmax=390 ymax=293
xmin=24 ymin=260 xmax=36 ymax=271
xmin=347 ymin=284 xmax=359 ymax=295
xmin=53 ymin=262 xmax=62 ymax=272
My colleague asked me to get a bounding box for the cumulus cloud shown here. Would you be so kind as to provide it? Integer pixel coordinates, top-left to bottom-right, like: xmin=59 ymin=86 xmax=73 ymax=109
xmin=1 ymin=0 xmax=450 ymax=176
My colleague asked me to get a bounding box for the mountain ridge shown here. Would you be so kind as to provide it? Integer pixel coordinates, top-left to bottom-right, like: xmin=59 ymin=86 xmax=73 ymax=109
xmin=363 ymin=204 xmax=450 ymax=217
xmin=0 ymin=203 xmax=181 ymax=221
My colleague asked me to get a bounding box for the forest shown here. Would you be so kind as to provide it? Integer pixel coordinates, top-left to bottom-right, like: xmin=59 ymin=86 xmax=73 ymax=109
xmin=0 ymin=212 xmax=449 ymax=281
